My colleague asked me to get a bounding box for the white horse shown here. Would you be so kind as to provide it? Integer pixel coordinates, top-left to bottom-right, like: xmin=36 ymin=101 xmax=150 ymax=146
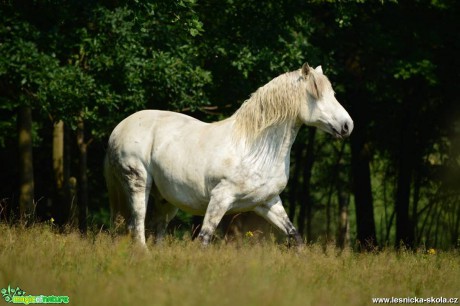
xmin=104 ymin=63 xmax=353 ymax=246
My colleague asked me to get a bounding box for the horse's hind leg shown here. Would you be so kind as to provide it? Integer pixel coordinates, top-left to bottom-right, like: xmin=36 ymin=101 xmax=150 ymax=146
xmin=121 ymin=164 xmax=152 ymax=246
xmin=146 ymin=185 xmax=178 ymax=243
xmin=254 ymin=196 xmax=303 ymax=246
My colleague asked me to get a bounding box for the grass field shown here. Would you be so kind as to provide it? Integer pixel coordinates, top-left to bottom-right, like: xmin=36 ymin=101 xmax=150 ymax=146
xmin=0 ymin=224 xmax=458 ymax=306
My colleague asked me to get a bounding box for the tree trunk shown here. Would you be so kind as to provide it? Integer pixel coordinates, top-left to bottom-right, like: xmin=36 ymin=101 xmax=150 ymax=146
xmin=412 ymin=168 xmax=421 ymax=245
xmin=395 ymin=89 xmax=417 ymax=248
xmin=288 ymin=143 xmax=303 ymax=221
xmin=395 ymin=148 xmax=415 ymax=248
xmin=326 ymin=143 xmax=346 ymax=241
xmin=17 ymin=106 xmax=35 ymax=221
xmin=77 ymin=116 xmax=88 ymax=234
xmin=351 ymin=134 xmax=377 ymax=250
xmin=337 ymin=190 xmax=350 ymax=249
xmin=52 ymin=120 xmax=71 ymax=224
xmin=53 ymin=120 xmax=64 ymax=191
xmin=64 ymin=124 xmax=73 ymax=224
xmin=297 ymin=127 xmax=316 ymax=242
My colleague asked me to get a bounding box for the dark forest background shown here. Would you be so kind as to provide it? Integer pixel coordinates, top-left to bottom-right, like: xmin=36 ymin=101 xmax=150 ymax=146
xmin=1 ymin=0 xmax=459 ymax=249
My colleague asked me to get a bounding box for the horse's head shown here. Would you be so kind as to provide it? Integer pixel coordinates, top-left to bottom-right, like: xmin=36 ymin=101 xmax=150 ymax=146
xmin=298 ymin=63 xmax=353 ymax=139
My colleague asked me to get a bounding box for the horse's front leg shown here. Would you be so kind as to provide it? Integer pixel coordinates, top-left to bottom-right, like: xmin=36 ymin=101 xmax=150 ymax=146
xmin=198 ymin=186 xmax=234 ymax=246
xmin=254 ymin=196 xmax=303 ymax=246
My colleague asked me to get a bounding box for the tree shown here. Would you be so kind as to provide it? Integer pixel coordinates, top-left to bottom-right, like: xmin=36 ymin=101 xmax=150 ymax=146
xmin=17 ymin=106 xmax=34 ymax=220
xmin=309 ymin=1 xmax=459 ymax=248
xmin=0 ymin=0 xmax=458 ymax=249
xmin=1 ymin=0 xmax=212 ymax=229
xmin=0 ymin=9 xmax=60 ymax=220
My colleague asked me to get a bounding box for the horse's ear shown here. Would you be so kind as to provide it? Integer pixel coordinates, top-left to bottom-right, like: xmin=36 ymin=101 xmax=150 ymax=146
xmin=315 ymin=65 xmax=323 ymax=74
xmin=302 ymin=63 xmax=311 ymax=77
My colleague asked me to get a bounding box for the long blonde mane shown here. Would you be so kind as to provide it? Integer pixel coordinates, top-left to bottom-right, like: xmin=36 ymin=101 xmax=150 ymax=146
xmin=232 ymin=65 xmax=331 ymax=144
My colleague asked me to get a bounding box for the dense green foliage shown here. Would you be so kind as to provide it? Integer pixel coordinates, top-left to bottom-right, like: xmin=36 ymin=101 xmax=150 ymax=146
xmin=0 ymin=0 xmax=458 ymax=248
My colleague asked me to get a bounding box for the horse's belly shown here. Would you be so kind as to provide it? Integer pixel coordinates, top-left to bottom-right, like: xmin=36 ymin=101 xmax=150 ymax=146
xmin=152 ymin=171 xmax=288 ymax=217
xmin=163 ymin=190 xmax=209 ymax=215
xmin=152 ymin=170 xmax=210 ymax=215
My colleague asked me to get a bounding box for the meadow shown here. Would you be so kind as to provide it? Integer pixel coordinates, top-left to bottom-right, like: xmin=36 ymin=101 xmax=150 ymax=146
xmin=0 ymin=224 xmax=458 ymax=306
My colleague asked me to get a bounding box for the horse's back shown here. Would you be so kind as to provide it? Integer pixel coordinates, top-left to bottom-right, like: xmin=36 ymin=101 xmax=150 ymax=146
xmin=108 ymin=110 xmax=206 ymax=160
xmin=110 ymin=109 xmax=203 ymax=141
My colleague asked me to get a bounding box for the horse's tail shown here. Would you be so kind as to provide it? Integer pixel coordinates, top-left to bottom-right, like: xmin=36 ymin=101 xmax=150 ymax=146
xmin=104 ymin=153 xmax=128 ymax=228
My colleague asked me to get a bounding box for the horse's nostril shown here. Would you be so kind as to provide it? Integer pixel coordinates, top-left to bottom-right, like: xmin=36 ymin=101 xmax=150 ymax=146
xmin=342 ymin=123 xmax=349 ymax=134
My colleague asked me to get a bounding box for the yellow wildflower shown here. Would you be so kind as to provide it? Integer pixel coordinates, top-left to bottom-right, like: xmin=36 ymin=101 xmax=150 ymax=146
xmin=427 ymin=248 xmax=436 ymax=255
xmin=245 ymin=231 xmax=254 ymax=238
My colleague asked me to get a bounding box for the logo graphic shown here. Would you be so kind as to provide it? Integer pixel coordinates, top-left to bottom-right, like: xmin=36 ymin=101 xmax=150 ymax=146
xmin=1 ymin=284 xmax=69 ymax=304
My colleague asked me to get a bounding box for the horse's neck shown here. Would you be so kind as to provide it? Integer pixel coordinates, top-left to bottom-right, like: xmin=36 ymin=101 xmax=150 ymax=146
xmin=241 ymin=120 xmax=301 ymax=168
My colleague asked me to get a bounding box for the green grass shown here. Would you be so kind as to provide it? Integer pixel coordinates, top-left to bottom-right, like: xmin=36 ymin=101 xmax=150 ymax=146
xmin=0 ymin=224 xmax=458 ymax=306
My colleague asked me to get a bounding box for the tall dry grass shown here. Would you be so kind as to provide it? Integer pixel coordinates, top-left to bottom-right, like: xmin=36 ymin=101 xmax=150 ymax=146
xmin=0 ymin=224 xmax=458 ymax=306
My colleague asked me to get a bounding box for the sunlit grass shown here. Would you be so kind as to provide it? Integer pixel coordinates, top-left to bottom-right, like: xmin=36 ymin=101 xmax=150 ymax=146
xmin=0 ymin=224 xmax=458 ymax=306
